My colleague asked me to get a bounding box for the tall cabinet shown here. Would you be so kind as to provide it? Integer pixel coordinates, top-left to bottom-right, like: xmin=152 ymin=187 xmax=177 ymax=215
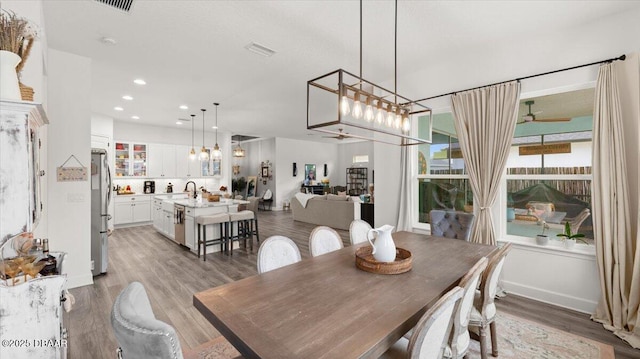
xmin=0 ymin=100 xmax=47 ymax=246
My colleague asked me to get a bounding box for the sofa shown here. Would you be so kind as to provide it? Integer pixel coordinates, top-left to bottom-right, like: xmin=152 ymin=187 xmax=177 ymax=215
xmin=291 ymin=194 xmax=360 ymax=230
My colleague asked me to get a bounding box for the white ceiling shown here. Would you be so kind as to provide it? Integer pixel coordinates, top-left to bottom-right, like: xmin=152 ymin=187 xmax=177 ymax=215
xmin=41 ymin=1 xmax=639 ymax=142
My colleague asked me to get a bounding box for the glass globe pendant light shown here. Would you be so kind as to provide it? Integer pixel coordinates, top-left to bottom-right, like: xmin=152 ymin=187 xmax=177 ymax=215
xmin=189 ymin=114 xmax=196 ymax=160
xmin=211 ymin=103 xmax=222 ymax=160
xmin=199 ymin=109 xmax=209 ymax=161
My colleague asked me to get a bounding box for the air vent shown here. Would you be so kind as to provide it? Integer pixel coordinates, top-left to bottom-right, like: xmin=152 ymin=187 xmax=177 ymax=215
xmin=244 ymin=42 xmax=276 ymax=57
xmin=232 ymin=135 xmax=259 ymax=142
xmin=94 ymin=0 xmax=134 ymax=13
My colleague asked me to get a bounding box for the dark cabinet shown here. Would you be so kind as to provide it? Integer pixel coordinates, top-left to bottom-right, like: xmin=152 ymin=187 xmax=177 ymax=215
xmin=361 ymin=203 xmax=374 ymax=227
xmin=347 ymin=167 xmax=368 ymax=196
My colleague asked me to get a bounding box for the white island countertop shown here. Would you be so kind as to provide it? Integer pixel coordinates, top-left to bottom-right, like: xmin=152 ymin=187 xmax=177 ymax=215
xmin=173 ymin=199 xmax=249 ymax=208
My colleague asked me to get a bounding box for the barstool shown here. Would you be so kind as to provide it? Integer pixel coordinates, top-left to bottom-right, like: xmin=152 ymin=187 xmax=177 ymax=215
xmin=228 ymin=210 xmax=259 ymax=254
xmin=197 ymin=213 xmax=230 ymax=261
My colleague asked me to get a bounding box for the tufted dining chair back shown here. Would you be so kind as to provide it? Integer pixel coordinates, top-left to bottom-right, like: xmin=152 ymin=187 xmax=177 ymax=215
xmin=429 ymin=210 xmax=475 ymax=241
xmin=111 ymin=282 xmax=183 ymax=359
xmin=257 ymin=236 xmax=302 ymax=274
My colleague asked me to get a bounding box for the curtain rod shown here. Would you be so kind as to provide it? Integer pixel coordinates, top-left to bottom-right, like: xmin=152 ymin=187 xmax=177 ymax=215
xmin=414 ymin=54 xmax=626 ymax=102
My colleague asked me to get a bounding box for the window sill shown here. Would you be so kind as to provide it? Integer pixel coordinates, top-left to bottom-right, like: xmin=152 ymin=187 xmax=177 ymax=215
xmin=499 ymin=235 xmax=596 ymax=259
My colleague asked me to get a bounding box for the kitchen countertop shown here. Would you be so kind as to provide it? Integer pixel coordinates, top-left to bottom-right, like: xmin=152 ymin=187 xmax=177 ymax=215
xmin=173 ymin=199 xmax=249 ymax=208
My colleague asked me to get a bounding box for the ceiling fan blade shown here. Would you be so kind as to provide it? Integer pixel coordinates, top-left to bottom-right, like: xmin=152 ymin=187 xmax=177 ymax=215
xmin=533 ymin=117 xmax=572 ymax=122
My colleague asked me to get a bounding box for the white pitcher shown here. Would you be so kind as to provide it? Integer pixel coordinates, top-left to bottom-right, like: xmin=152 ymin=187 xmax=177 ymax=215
xmin=367 ymin=225 xmax=397 ymax=262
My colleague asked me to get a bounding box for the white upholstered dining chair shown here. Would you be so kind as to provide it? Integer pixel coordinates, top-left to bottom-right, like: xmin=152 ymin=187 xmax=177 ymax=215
xmin=349 ymin=219 xmax=372 ymax=245
xmin=468 ymin=242 xmax=512 ymax=359
xmin=111 ymin=282 xmax=183 ymax=359
xmin=381 ymin=286 xmax=464 ymax=359
xmin=257 ymin=235 xmax=302 ymax=274
xmin=446 ymin=257 xmax=488 ymax=359
xmin=309 ymin=226 xmax=344 ymax=257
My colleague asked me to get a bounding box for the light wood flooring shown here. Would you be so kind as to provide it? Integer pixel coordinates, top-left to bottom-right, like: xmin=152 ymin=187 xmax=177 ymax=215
xmin=68 ymin=210 xmax=639 ymax=358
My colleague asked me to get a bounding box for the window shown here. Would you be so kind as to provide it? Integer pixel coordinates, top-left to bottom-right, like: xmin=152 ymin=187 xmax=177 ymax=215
xmin=353 ymin=155 xmax=369 ymax=163
xmin=503 ymin=88 xmax=594 ymax=245
xmin=415 ymin=112 xmax=474 ymax=227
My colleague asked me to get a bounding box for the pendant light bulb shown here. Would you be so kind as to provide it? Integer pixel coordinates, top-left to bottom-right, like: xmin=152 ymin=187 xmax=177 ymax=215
xmin=200 ymin=109 xmax=209 ymax=161
xmin=402 ymin=111 xmax=411 ymax=133
xmin=364 ymin=96 xmax=374 ymax=122
xmin=189 ymin=114 xmax=196 ymax=160
xmin=375 ymin=100 xmax=385 ymax=124
xmin=385 ymin=104 xmax=395 ymax=127
xmin=340 ymin=86 xmax=350 ymax=117
xmin=352 ymin=92 xmax=363 ymax=119
xmin=394 ymin=107 xmax=402 ymax=129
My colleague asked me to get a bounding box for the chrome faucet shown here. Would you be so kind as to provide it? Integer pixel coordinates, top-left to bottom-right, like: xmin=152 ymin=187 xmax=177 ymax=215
xmin=185 ymin=181 xmax=197 ymax=199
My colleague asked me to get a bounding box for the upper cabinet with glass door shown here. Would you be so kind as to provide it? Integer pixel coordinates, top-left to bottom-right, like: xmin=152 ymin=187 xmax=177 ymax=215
xmin=114 ymin=141 xmax=147 ymax=177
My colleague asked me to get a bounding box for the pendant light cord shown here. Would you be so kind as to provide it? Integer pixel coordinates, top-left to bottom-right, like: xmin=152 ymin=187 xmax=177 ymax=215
xmin=190 ymin=114 xmax=195 ymax=148
xmin=214 ymin=103 xmax=219 ymax=144
xmin=394 ymin=0 xmax=397 ymax=104
xmin=359 ymin=0 xmax=362 ymax=89
xmin=201 ymin=109 xmax=206 ymax=148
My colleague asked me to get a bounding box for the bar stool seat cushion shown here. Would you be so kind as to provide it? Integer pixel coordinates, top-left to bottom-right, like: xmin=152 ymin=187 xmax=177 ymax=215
xmin=229 ymin=210 xmax=255 ymax=221
xmin=197 ymin=213 xmax=230 ymax=225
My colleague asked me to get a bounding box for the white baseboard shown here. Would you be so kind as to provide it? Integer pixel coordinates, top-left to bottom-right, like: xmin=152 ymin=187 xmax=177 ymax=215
xmin=66 ymin=272 xmax=94 ymax=289
xmin=502 ymin=279 xmax=597 ymax=314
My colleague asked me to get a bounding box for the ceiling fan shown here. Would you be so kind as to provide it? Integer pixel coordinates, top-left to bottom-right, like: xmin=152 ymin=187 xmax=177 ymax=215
xmin=517 ymin=100 xmax=572 ymax=124
xmin=323 ymin=128 xmax=351 ymax=140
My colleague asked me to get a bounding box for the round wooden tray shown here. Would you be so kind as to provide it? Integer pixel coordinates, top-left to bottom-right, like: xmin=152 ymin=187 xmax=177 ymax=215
xmin=355 ymin=246 xmax=412 ymax=275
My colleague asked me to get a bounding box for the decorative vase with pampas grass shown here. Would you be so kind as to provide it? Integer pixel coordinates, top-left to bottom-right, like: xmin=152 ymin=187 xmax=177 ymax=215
xmin=0 ymin=9 xmax=37 ymax=101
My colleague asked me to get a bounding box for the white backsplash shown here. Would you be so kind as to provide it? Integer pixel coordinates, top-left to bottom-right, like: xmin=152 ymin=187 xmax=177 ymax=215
xmin=113 ymin=177 xmax=229 ymax=195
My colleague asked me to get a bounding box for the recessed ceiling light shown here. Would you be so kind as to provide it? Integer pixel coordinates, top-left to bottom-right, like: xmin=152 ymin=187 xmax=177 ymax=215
xmin=131 ymin=115 xmax=140 ymax=120
xmin=176 ymin=121 xmax=183 ymax=125
xmin=122 ymin=95 xmax=133 ymax=101
xmin=179 ymin=105 xmax=188 ymax=110
xmin=133 ymin=79 xmax=146 ymax=85
xmin=212 ymin=125 xmax=218 ymax=129
xmin=114 ymin=106 xmax=124 ymax=111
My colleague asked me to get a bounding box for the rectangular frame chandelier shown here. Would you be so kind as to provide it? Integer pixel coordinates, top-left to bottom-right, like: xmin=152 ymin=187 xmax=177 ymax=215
xmin=307 ymin=69 xmax=432 ymax=146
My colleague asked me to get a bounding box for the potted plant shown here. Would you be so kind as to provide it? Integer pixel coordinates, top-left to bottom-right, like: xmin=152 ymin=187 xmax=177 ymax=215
xmin=556 ymin=222 xmax=587 ymax=249
xmin=0 ymin=9 xmax=37 ymax=100
xmin=536 ymin=221 xmax=549 ymax=246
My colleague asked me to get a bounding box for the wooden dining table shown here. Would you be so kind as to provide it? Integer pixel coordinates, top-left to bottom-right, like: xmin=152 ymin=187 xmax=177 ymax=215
xmin=193 ymin=231 xmax=497 ymax=359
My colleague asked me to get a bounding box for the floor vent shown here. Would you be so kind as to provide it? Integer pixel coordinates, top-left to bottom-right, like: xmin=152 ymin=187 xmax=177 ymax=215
xmin=94 ymin=0 xmax=134 ymax=13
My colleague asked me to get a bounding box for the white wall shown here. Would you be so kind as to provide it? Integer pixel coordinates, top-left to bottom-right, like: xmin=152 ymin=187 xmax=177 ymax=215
xmin=275 ymin=138 xmax=339 ymax=209
xmin=235 ymin=138 xmax=276 ymax=198
xmin=337 ymin=141 xmax=374 ymax=187
xmin=46 ymin=48 xmax=93 ymax=289
xmin=374 ymin=143 xmax=401 ymax=227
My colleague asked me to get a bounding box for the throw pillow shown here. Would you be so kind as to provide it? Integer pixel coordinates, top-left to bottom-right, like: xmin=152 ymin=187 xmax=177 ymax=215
xmin=337 ymin=191 xmax=347 ymax=196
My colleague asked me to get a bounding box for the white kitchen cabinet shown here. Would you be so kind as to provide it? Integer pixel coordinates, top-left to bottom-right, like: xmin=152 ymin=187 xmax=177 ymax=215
xmin=0 ymin=100 xmax=47 ymax=246
xmin=114 ymin=195 xmax=151 ymax=225
xmin=114 ymin=142 xmax=147 ymax=177
xmin=153 ymin=199 xmax=163 ymax=231
xmin=185 ymin=207 xmax=195 ymax=250
xmin=161 ymin=209 xmax=175 ymax=240
xmin=148 ymin=144 xmax=176 ymax=178
xmin=175 ymin=145 xmax=201 ymax=177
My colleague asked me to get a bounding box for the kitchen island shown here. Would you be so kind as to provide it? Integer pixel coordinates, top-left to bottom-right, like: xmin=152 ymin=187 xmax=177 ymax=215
xmin=153 ymin=195 xmax=249 ymax=255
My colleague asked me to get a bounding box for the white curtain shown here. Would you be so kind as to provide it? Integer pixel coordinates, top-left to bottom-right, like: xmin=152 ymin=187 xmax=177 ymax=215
xmin=591 ymin=62 xmax=640 ymax=349
xmin=397 ymin=146 xmax=412 ymax=231
xmin=451 ymin=81 xmax=521 ymax=245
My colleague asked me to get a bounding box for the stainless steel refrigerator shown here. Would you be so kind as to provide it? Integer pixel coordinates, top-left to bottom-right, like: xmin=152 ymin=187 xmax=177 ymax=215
xmin=91 ymin=149 xmax=112 ymax=276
